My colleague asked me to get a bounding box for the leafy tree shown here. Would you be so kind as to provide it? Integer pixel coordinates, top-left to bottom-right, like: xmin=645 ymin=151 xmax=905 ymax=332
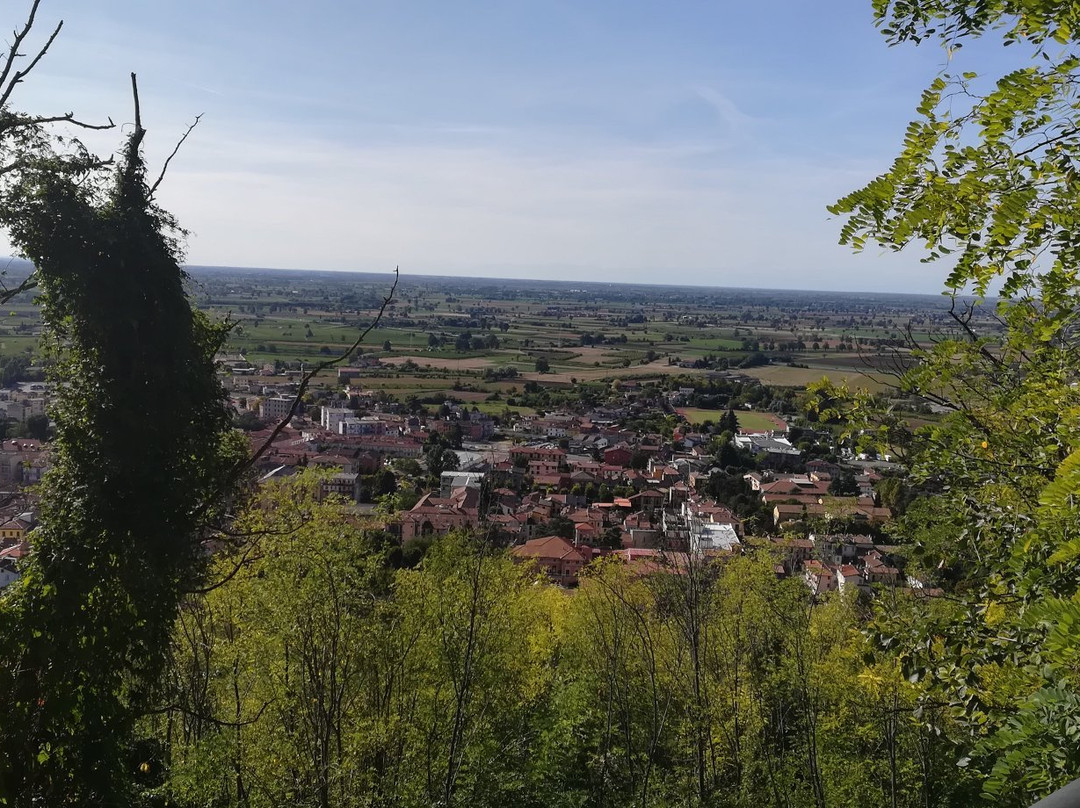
xmin=827 ymin=470 xmax=858 ymax=497
xmin=233 ymin=409 xmax=266 ymax=431
xmin=534 ymin=357 xmax=550 ymax=373
xmin=597 ymin=525 xmax=624 ymax=549
xmin=0 ymin=75 xmax=239 ymax=803
xmin=721 ymin=406 xmax=739 ymax=434
xmin=0 ymin=355 xmax=30 ymax=387
xmin=540 ymin=514 xmax=574 ymax=540
xmin=393 ymin=457 xmax=424 ymax=478
xmin=23 ymin=412 xmax=49 ymax=441
xmin=424 ymin=433 xmax=460 ymax=480
xmin=831 ymin=2 xmax=1080 ymax=801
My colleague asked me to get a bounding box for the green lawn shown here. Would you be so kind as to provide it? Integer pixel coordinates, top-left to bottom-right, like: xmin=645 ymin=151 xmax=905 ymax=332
xmin=678 ymin=408 xmax=786 ymax=431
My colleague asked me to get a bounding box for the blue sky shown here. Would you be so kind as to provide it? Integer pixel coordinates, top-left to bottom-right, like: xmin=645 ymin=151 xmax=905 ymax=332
xmin=1 ymin=1 xmax=1030 ymax=292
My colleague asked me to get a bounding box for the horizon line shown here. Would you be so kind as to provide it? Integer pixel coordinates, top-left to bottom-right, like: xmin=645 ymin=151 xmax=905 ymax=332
xmin=183 ymin=262 xmax=956 ymax=300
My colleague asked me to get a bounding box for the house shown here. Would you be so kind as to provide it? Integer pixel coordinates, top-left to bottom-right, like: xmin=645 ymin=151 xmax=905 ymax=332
xmin=440 ymin=471 xmax=486 ymax=498
xmin=773 ymin=502 xmax=825 ymax=526
xmin=837 ymin=564 xmax=869 ymax=594
xmin=0 ymin=557 xmax=18 ymax=589
xmin=689 ymin=522 xmax=740 ymax=554
xmin=628 ymin=489 xmax=665 ymax=511
xmin=511 ymin=445 xmax=567 ymax=464
xmin=529 ymin=458 xmax=562 ymax=477
xmin=573 ymin=522 xmax=600 ymax=545
xmin=803 ymin=560 xmax=837 ymax=595
xmin=320 ymin=472 xmax=359 ymax=502
xmin=861 ymin=549 xmax=901 ymax=584
xmin=398 ymin=487 xmax=480 ymax=541
xmin=510 ymin=535 xmax=588 ymax=586
xmin=0 ymin=516 xmax=32 ymax=543
xmin=768 ymin=536 xmax=815 ymax=569
xmin=603 ymin=444 xmax=633 ymax=467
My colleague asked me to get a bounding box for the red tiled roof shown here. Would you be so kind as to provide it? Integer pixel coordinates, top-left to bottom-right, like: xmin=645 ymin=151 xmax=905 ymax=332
xmin=511 ymin=536 xmax=586 ymax=564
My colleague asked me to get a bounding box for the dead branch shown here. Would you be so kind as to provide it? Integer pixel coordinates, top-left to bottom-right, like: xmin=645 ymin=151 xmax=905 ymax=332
xmin=130 ymin=72 xmax=142 ymax=134
xmin=149 ymin=113 xmax=202 ymax=197
xmin=1 ymin=112 xmax=115 ymax=132
xmin=0 ymin=0 xmax=52 ymax=110
xmin=241 ymin=267 xmax=400 ymax=477
xmin=0 ymin=261 xmax=36 ymax=306
xmin=0 ymin=2 xmax=116 ymax=135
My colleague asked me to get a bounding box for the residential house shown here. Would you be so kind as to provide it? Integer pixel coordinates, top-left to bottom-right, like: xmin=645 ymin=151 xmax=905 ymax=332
xmin=510 ymin=535 xmax=588 ymax=586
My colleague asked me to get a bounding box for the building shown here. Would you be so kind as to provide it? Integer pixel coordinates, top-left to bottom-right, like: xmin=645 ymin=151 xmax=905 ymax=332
xmin=321 ymin=407 xmax=352 ymax=433
xmin=689 ymin=521 xmax=740 ymax=554
xmin=510 ymin=445 xmax=567 ymax=464
xmin=260 ymin=395 xmax=297 ymax=421
xmin=510 ymin=535 xmax=588 ymax=586
xmin=398 ymin=487 xmax=481 ymax=542
xmin=440 ymin=471 xmax=486 ymax=498
xmin=321 ymin=472 xmax=359 ymax=502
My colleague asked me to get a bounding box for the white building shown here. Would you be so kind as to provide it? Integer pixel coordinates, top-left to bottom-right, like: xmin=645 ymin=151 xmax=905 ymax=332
xmin=689 ymin=520 xmax=740 ymax=554
xmin=260 ymin=395 xmax=297 ymax=421
xmin=321 ymin=407 xmax=352 ymax=433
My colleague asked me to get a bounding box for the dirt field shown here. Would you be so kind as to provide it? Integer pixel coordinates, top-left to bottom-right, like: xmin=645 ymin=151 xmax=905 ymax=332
xmin=530 ymin=358 xmax=707 ymax=384
xmin=383 ymin=355 xmax=495 ymax=371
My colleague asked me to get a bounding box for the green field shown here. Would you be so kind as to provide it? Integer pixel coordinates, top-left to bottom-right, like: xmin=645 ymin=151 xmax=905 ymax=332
xmin=678 ymin=408 xmax=786 ymax=432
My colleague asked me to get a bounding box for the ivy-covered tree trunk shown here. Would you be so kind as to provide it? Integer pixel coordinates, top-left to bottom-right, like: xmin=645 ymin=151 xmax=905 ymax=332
xmin=0 ymin=96 xmax=237 ymax=805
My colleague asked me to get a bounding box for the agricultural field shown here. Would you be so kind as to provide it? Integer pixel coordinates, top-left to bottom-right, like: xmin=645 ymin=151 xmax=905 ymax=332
xmin=677 ymin=408 xmax=787 ymax=432
xmin=0 ymin=262 xmax=988 ymax=403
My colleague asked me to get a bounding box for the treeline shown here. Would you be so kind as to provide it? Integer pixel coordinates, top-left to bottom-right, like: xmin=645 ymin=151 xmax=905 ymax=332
xmin=142 ymin=473 xmax=976 ymax=808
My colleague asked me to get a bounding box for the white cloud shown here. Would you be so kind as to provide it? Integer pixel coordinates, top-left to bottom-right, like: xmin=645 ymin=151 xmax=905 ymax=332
xmin=132 ymin=127 xmax=933 ymax=292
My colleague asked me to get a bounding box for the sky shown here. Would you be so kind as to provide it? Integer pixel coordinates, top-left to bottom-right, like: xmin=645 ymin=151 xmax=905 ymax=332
xmin=0 ymin=1 xmax=1032 ymax=293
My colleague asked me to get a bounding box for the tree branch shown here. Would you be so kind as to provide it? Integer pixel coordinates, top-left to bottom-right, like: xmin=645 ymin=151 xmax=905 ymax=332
xmin=0 ymin=0 xmax=48 ymax=108
xmin=149 ymin=113 xmax=202 ymax=197
xmin=0 ymin=272 xmax=36 ymax=307
xmin=239 ymin=267 xmax=400 ymax=478
xmin=130 ymin=71 xmax=142 ymax=135
xmin=6 ymin=112 xmax=114 ymax=130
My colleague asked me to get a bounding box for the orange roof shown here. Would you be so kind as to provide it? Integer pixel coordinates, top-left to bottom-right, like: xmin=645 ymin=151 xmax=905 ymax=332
xmin=511 ymin=535 xmax=586 ymax=564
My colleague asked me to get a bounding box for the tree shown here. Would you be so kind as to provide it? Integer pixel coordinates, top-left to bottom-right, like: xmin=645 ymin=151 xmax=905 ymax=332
xmin=23 ymin=412 xmax=49 ymax=441
xmin=534 ymin=357 xmax=550 ymax=373
xmin=830 ymin=3 xmax=1080 ymax=801
xmin=0 ymin=68 xmax=240 ymax=804
xmin=425 ymin=433 xmax=460 ymax=480
xmin=234 ymin=409 xmax=266 ymax=431
xmin=721 ymin=407 xmax=739 ymax=434
xmin=827 ymin=470 xmax=858 ymax=497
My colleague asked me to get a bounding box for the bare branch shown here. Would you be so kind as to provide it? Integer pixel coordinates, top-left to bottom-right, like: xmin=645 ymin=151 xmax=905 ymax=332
xmin=0 ymin=0 xmax=46 ymax=106
xmin=149 ymin=113 xmax=202 ymax=197
xmin=240 ymin=267 xmax=400 ymax=478
xmin=0 ymin=273 xmax=36 ymax=307
xmin=129 ymin=72 xmax=141 ymax=134
xmin=3 ymin=112 xmax=115 ymax=131
xmin=0 ymin=4 xmax=114 ymax=136
xmin=145 ymin=697 xmax=274 ymax=729
xmin=947 ymin=296 xmax=1005 ymax=369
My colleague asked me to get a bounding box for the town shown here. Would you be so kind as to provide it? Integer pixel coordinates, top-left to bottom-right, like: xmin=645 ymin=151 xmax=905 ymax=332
xmin=0 ymin=266 xmax=955 ymax=599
